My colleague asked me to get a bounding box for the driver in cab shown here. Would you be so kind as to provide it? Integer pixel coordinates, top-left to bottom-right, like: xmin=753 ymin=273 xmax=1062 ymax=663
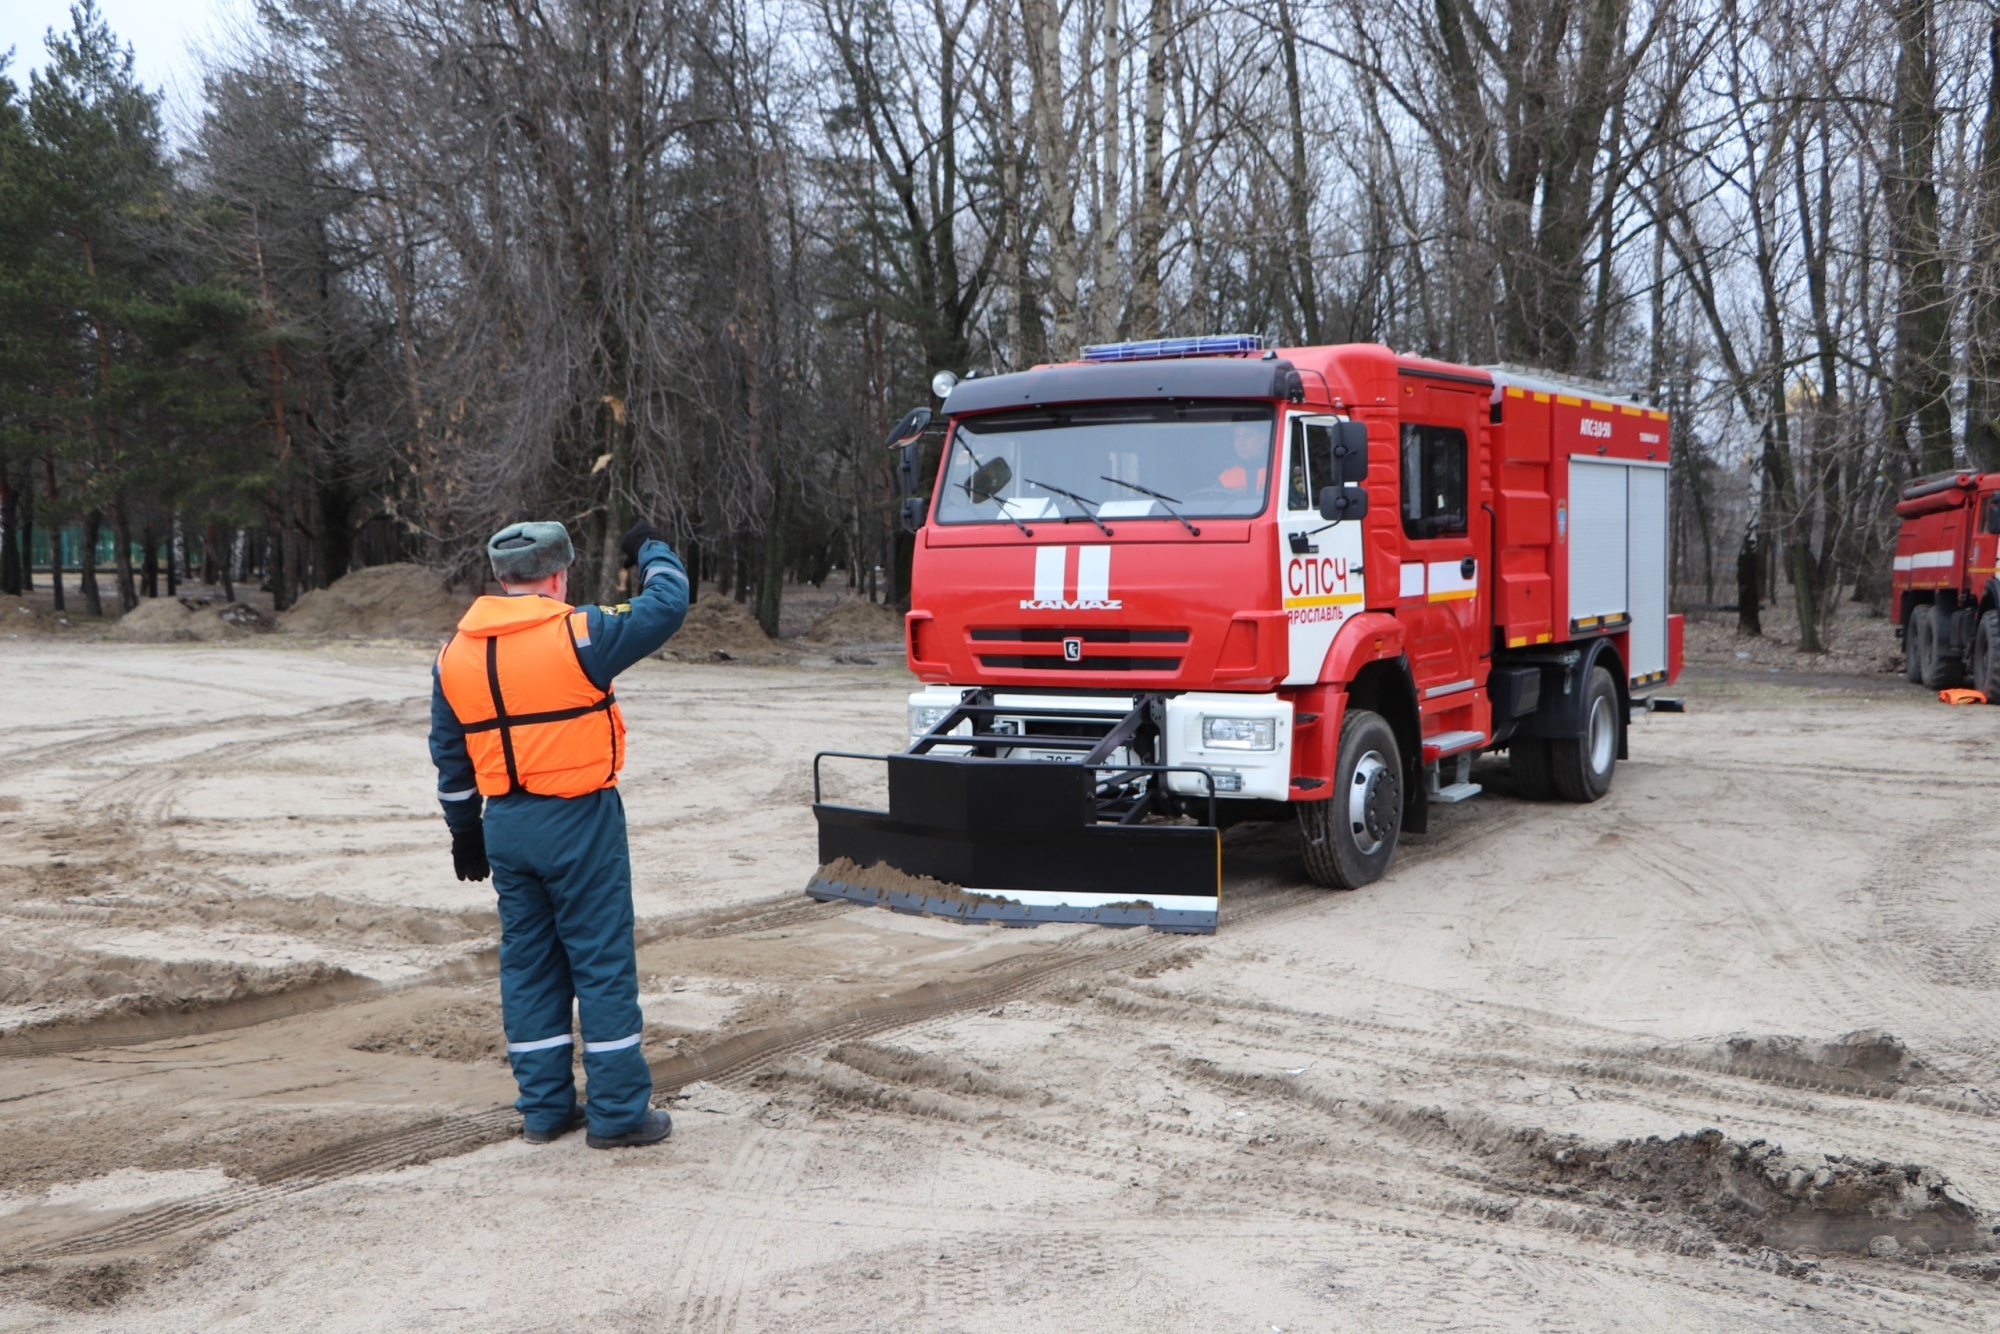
xmin=1217 ymin=420 xmax=1269 ymax=495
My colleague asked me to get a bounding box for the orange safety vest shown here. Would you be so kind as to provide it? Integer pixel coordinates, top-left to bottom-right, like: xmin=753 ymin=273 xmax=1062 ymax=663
xmin=437 ymin=595 xmax=626 ymax=798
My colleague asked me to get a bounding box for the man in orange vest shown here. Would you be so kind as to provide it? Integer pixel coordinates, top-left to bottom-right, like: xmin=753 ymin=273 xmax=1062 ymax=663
xmin=430 ymin=518 xmax=688 ymax=1148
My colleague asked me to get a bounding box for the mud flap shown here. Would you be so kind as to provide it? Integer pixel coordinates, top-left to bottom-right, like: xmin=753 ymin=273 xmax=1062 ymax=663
xmin=808 ymin=754 xmax=1221 ymax=934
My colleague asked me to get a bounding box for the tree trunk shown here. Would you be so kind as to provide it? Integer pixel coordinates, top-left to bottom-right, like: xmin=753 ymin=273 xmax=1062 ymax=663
xmin=1091 ymin=0 xmax=1123 ymax=343
xmin=1129 ymin=0 xmax=1170 ymax=339
xmin=1889 ymin=0 xmax=1954 ymax=474
xmin=1277 ymin=0 xmax=1321 ymax=343
xmin=81 ymin=509 xmax=104 ymax=617
xmin=756 ymin=469 xmax=790 ymax=637
xmin=1024 ymin=0 xmax=1080 ymax=356
xmin=1969 ymin=19 xmax=2000 ymax=471
xmin=0 ymin=463 xmax=19 ymax=597
xmin=110 ymin=499 xmax=138 ymax=612
xmin=18 ymin=479 xmax=33 ymax=593
xmin=142 ymin=526 xmax=159 ymax=599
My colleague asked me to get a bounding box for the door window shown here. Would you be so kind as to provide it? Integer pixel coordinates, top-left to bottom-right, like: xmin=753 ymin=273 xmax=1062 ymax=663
xmin=1399 ymin=424 xmax=1467 ymax=539
xmin=1983 ymin=495 xmax=2000 ymax=535
xmin=1287 ymin=420 xmax=1338 ymax=511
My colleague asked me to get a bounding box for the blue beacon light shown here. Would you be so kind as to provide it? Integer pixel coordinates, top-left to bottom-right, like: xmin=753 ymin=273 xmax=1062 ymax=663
xmin=1079 ymin=335 xmax=1266 ymax=362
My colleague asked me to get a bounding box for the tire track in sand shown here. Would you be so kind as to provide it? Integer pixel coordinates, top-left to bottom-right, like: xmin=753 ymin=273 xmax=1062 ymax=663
xmin=4 ymin=863 xmax=1351 ymax=1265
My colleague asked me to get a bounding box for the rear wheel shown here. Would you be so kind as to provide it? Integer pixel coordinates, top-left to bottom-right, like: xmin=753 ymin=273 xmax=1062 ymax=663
xmin=1910 ymin=607 xmax=1936 ymax=685
xmin=1510 ymin=738 xmax=1556 ymax=800
xmin=1549 ymin=665 xmax=1619 ymax=803
xmin=1299 ymin=709 xmax=1402 ymax=889
xmin=1920 ymin=603 xmax=1965 ymax=690
xmin=1972 ymin=610 xmax=2000 ymax=701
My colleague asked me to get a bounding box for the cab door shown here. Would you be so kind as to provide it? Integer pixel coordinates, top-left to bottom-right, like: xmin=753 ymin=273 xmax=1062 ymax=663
xmin=1395 ymin=385 xmax=1487 ymax=697
xmin=1278 ymin=414 xmax=1367 ymax=685
xmin=1974 ymin=489 xmax=2000 ymax=595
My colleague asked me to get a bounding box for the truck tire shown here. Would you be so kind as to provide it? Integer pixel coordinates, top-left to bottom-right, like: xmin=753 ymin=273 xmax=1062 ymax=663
xmin=1298 ymin=709 xmax=1402 ymax=889
xmin=1910 ymin=607 xmax=1935 ymax=685
xmin=1920 ymin=602 xmax=1965 ymax=690
xmin=1972 ymin=610 xmax=2000 ymax=701
xmin=1548 ymin=665 xmax=1619 ymax=803
xmin=1510 ymin=738 xmax=1556 ymax=800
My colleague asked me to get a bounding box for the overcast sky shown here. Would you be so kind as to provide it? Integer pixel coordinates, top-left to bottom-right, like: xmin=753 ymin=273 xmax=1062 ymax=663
xmin=2 ymin=0 xmax=250 ymax=137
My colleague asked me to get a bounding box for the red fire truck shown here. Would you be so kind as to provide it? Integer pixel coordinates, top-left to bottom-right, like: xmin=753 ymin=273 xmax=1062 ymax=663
xmin=809 ymin=337 xmax=1684 ymax=933
xmin=1891 ymin=470 xmax=2000 ymax=695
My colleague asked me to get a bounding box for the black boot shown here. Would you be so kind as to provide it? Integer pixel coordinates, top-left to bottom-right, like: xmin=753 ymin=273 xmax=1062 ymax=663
xmin=587 ymin=1109 xmax=672 ymax=1149
xmin=524 ymin=1105 xmax=587 ymax=1144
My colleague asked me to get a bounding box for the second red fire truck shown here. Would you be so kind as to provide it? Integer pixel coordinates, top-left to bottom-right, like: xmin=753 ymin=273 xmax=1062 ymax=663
xmin=1891 ymin=469 xmax=2000 ymax=697
xmin=809 ymin=337 xmax=1683 ymax=932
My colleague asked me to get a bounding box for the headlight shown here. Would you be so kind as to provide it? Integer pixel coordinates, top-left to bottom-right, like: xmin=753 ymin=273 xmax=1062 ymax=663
xmin=1201 ymin=716 xmax=1276 ymax=750
xmin=910 ymin=704 xmax=953 ymax=735
xmin=931 ymin=369 xmax=959 ymax=399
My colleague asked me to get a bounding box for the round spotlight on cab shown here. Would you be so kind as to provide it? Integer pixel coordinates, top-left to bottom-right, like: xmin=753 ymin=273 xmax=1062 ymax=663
xmin=931 ymin=369 xmax=960 ymax=400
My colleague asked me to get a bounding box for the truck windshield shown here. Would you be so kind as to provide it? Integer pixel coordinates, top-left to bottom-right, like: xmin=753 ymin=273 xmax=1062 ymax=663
xmin=934 ymin=402 xmax=1275 ymax=526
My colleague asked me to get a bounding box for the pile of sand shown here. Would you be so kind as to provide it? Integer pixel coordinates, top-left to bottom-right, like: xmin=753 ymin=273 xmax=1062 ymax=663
xmin=2 ymin=598 xmax=66 ymax=636
xmin=661 ymin=596 xmax=784 ymax=661
xmin=804 ymin=599 xmax=905 ymax=645
xmin=109 ymin=597 xmax=274 ymax=643
xmin=279 ymin=564 xmax=468 ymax=640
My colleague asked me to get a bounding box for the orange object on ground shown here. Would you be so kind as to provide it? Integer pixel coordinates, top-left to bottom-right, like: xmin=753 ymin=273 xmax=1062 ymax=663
xmin=1939 ymin=688 xmax=1989 ymax=705
xmin=438 ymin=595 xmax=624 ymax=797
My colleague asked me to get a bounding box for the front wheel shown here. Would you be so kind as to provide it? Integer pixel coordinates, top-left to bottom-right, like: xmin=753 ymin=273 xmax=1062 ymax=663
xmin=1549 ymin=664 xmax=1619 ymax=802
xmin=1299 ymin=709 xmax=1403 ymax=889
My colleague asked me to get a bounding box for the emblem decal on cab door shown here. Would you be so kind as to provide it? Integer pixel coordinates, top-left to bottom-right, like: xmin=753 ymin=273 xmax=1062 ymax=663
xmin=1019 ymin=546 xmax=1123 ymax=611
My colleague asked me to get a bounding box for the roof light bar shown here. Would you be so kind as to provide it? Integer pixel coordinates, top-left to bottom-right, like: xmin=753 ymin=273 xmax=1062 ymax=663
xmin=1080 ymin=334 xmax=1265 ymax=362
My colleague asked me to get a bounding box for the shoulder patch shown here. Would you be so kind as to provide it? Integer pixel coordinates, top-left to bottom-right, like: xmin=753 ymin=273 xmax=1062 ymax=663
xmin=597 ymin=602 xmax=632 ymax=616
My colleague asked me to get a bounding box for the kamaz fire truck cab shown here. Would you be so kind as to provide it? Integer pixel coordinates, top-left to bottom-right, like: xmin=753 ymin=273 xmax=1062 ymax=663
xmin=808 ymin=337 xmax=1683 ymax=933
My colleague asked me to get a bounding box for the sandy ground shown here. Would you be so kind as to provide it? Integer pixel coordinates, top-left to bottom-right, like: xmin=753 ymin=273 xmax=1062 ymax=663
xmin=2 ymin=636 xmax=1998 ymax=1330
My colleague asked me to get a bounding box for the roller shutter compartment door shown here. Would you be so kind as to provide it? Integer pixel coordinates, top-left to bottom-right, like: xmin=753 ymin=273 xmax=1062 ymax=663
xmin=1626 ymin=465 xmax=1668 ymax=680
xmin=1567 ymin=459 xmax=1628 ymax=624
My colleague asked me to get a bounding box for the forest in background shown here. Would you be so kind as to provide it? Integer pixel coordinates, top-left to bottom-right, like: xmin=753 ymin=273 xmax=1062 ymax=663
xmin=2 ymin=0 xmax=1998 ymax=649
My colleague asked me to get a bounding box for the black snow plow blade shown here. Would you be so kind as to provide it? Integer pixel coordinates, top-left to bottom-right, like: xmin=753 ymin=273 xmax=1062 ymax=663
xmin=808 ymin=752 xmax=1220 ymax=934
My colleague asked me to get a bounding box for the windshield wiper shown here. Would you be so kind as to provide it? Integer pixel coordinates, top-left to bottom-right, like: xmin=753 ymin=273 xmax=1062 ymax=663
xmin=1098 ymin=476 xmax=1200 ymax=536
xmin=974 ymin=495 xmax=1035 ymax=537
xmin=1025 ymin=479 xmax=1114 ymax=537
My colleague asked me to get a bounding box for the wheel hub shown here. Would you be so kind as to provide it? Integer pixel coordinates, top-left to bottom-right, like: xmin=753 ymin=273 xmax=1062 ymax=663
xmin=1347 ymin=750 xmax=1397 ymax=856
xmin=1588 ymin=693 xmax=1615 ymax=774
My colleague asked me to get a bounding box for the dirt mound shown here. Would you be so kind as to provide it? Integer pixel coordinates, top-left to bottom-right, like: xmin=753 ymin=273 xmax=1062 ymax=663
xmin=1516 ymin=1126 xmax=1990 ymax=1257
xmin=0 ymin=950 xmax=365 ymax=1036
xmin=352 ymin=999 xmax=505 ymax=1064
xmin=279 ymin=564 xmax=467 ymax=639
xmin=1716 ymin=1030 xmax=1936 ymax=1089
xmin=661 ymin=596 xmax=783 ymax=661
xmin=828 ymin=1040 xmax=1029 ymax=1100
xmin=804 ymin=599 xmax=904 ymax=645
xmin=2 ymin=598 xmax=66 ymax=635
xmin=108 ymin=597 xmax=273 ymax=643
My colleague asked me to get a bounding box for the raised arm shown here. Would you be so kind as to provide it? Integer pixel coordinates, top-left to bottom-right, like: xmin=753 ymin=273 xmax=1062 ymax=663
xmin=575 ymin=528 xmax=691 ymax=687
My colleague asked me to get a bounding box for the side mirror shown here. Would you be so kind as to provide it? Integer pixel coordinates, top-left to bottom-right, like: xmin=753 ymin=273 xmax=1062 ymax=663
xmin=1318 ymin=484 xmax=1369 ymax=522
xmin=895 ymin=443 xmax=921 ymax=497
xmin=900 ymin=495 xmax=928 ymax=533
xmin=884 ymin=406 xmax=932 ymax=451
xmin=1331 ymin=420 xmax=1369 ymax=484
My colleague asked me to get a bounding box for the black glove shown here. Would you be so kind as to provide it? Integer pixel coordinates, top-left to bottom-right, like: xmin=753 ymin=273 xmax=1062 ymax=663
xmin=452 ymin=826 xmax=490 ymax=882
xmin=619 ymin=519 xmax=661 ymax=569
